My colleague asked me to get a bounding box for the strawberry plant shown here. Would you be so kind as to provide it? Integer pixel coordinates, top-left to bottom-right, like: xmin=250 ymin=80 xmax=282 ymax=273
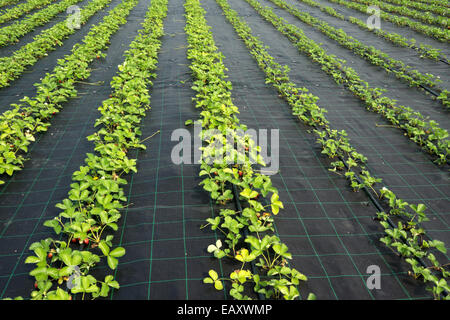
xmin=378 ymin=188 xmax=449 ymax=299
xmin=437 ymin=90 xmax=450 ymax=109
xmin=381 ymin=0 xmax=449 ymax=16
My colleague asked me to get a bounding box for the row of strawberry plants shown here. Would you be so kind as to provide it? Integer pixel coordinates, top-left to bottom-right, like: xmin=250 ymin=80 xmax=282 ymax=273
xmin=348 ymin=0 xmax=449 ymax=27
xmin=294 ymin=0 xmax=448 ymax=62
xmin=0 ymin=0 xmax=56 ymax=25
xmin=216 ymin=0 xmax=449 ymax=299
xmin=381 ymin=0 xmax=449 ymax=17
xmin=0 ymin=0 xmax=113 ymax=89
xmin=0 ymin=0 xmax=138 ymax=185
xmin=323 ymin=0 xmax=449 ymax=42
xmin=267 ymin=0 xmax=446 ymax=104
xmin=185 ymin=0 xmax=314 ymax=300
xmin=7 ymin=0 xmax=168 ymax=300
xmin=245 ymin=0 xmax=449 ymax=165
xmin=0 ymin=0 xmax=83 ymax=47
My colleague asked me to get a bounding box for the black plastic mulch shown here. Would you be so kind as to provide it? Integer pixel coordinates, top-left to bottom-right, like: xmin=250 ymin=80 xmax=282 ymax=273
xmin=0 ymin=0 xmax=158 ymax=298
xmin=201 ymin=0 xmax=448 ymax=299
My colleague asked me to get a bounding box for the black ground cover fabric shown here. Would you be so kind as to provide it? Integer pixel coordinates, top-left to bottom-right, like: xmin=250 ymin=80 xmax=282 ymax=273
xmin=245 ymin=0 xmax=450 ymax=248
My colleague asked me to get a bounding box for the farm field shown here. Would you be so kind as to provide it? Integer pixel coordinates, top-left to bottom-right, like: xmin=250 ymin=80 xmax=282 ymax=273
xmin=0 ymin=0 xmax=448 ymax=301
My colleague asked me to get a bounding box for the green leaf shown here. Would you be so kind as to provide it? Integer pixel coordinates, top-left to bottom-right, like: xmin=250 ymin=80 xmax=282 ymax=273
xmin=108 ymin=281 xmax=119 ymax=289
xmin=109 ymin=247 xmax=126 ymax=258
xmin=208 ymin=270 xmax=218 ymax=281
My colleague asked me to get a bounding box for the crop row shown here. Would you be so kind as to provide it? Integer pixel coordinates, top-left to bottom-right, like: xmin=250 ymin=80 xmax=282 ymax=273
xmin=348 ymin=0 xmax=449 ymax=27
xmin=216 ymin=0 xmax=449 ymax=299
xmin=294 ymin=0 xmax=448 ymax=63
xmin=0 ymin=0 xmax=56 ymax=25
xmin=381 ymin=0 xmax=450 ymax=17
xmin=6 ymin=0 xmax=168 ymax=300
xmin=267 ymin=0 xmax=446 ymax=105
xmin=185 ymin=0 xmax=315 ymax=300
xmin=0 ymin=0 xmax=113 ymax=89
xmin=324 ymin=0 xmax=449 ymax=42
xmin=0 ymin=0 xmax=83 ymax=47
xmin=245 ymin=0 xmax=449 ymax=165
